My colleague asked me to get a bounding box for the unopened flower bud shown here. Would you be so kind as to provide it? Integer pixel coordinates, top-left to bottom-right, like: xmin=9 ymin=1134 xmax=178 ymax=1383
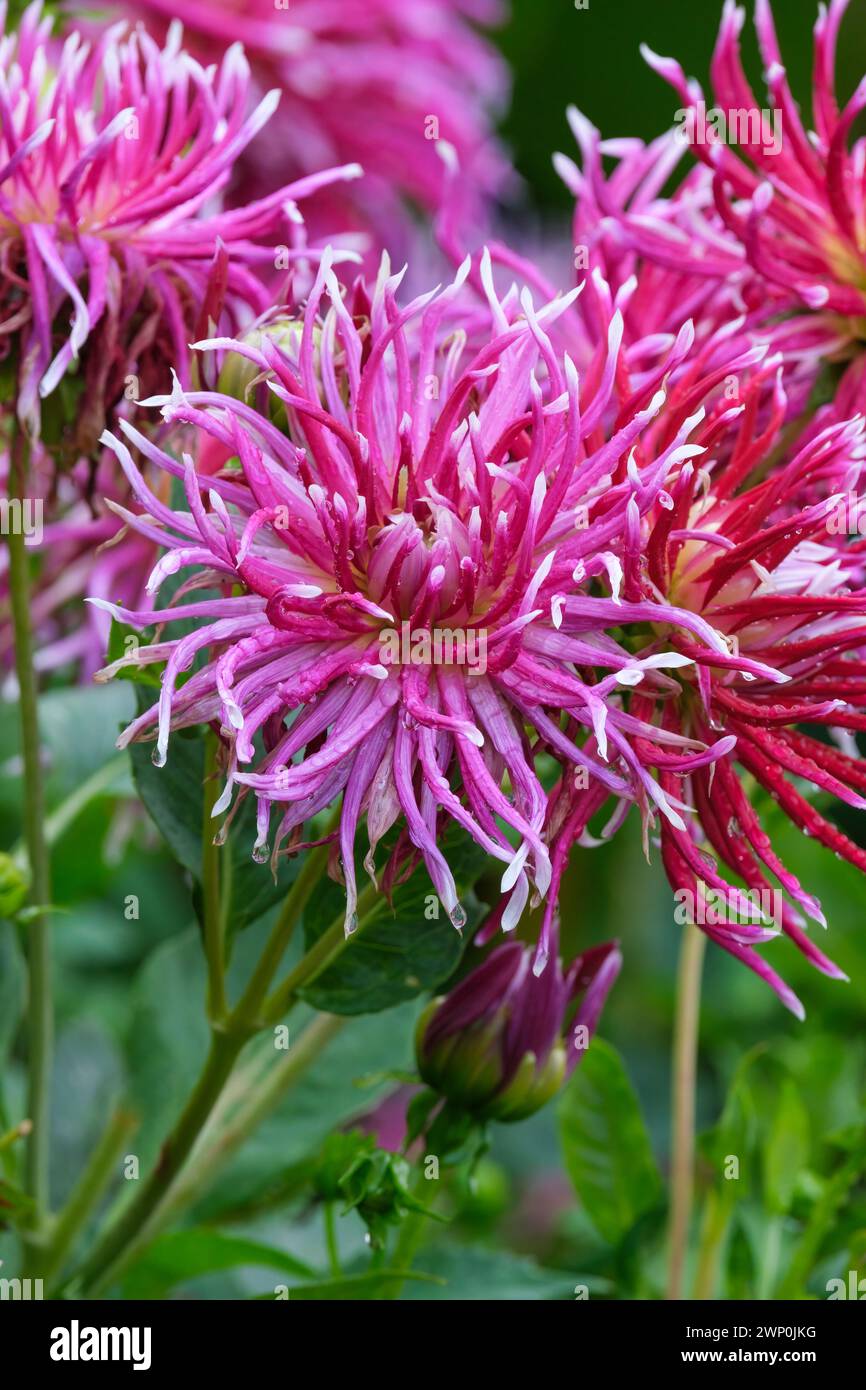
xmin=416 ymin=936 xmax=621 ymax=1124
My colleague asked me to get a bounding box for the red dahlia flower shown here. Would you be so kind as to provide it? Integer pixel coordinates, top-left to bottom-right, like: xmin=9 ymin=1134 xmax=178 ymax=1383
xmin=627 ymin=363 xmax=866 ymax=1015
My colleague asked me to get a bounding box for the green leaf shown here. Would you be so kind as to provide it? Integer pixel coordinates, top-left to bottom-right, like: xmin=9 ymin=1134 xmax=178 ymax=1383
xmin=131 ymin=734 xmax=203 ymax=878
xmin=125 ymin=931 xmax=211 ymax=1163
xmin=0 ymin=686 xmax=134 ymax=827
xmin=725 ymin=1218 xmax=757 ymax=1299
xmin=557 ymin=1038 xmax=663 ymax=1246
xmin=764 ymin=1078 xmax=810 ymax=1217
xmin=697 ymin=1046 xmax=763 ymax=1209
xmin=404 ymin=1244 xmax=583 ymax=1300
xmin=106 ymin=618 xmax=162 ymax=688
xmin=778 ymin=1136 xmax=866 ymax=1297
xmin=49 ymin=1020 xmax=125 ymax=1208
xmin=122 ymin=1229 xmax=315 ymax=1299
xmin=264 ymin=1269 xmax=444 ymax=1300
xmin=299 ymin=827 xmax=485 ymax=1016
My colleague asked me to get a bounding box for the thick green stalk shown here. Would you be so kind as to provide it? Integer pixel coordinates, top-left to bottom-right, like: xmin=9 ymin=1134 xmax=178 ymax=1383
xmin=42 ymin=1108 xmax=138 ymax=1287
xmin=666 ymin=924 xmax=706 ymax=1301
xmin=77 ymin=1013 xmax=346 ymax=1297
xmin=7 ymin=428 xmax=53 ymax=1250
xmin=201 ymin=732 xmax=227 ymax=1021
xmin=262 ymin=880 xmax=383 ymax=1023
xmin=145 ymin=1012 xmax=346 ymax=1241
xmin=76 ymin=1029 xmax=244 ymax=1298
xmin=76 ymin=870 xmax=377 ymax=1297
xmin=228 ymin=839 xmax=332 ymax=1030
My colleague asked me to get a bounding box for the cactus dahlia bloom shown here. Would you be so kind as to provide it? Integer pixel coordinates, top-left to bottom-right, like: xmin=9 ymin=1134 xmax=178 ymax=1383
xmin=0 ymin=2 xmax=362 ymax=443
xmin=100 ymin=0 xmax=510 ymax=249
xmin=626 ymin=357 xmax=866 ymax=1016
xmin=90 ymin=252 xmax=745 ymax=951
xmin=560 ymin=0 xmax=866 ymax=415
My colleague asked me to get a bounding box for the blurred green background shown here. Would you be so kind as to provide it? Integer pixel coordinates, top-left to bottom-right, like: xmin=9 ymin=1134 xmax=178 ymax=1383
xmin=1 ymin=0 xmax=865 ymax=1300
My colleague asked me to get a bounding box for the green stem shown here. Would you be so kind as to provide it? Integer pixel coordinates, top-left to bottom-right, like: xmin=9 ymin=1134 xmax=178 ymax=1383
xmin=76 ymin=1029 xmax=244 ymax=1298
xmin=666 ymin=924 xmax=706 ymax=1301
xmin=201 ymin=732 xmax=227 ymax=1022
xmin=324 ymin=1202 xmax=340 ymax=1278
xmin=262 ymin=880 xmax=383 ymax=1024
xmin=42 ymin=1108 xmax=137 ymax=1287
xmin=7 ymin=427 xmax=53 ymax=1254
xmin=75 ymin=871 xmax=379 ymax=1298
xmin=383 ymin=1170 xmax=439 ymax=1301
xmin=228 ymin=839 xmax=332 ymax=1030
xmin=80 ymin=1013 xmax=345 ymax=1296
xmin=207 ymin=1013 xmax=346 ymax=1149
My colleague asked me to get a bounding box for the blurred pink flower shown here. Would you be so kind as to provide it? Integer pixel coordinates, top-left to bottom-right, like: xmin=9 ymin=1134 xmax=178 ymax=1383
xmin=0 ymin=446 xmax=154 ymax=679
xmin=0 ymin=1 xmax=362 ymax=443
xmin=100 ymin=0 xmax=512 ymax=255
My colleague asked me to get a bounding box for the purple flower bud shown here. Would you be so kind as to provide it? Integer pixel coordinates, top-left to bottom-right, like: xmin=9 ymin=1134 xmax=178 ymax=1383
xmin=416 ymin=933 xmax=621 ymax=1123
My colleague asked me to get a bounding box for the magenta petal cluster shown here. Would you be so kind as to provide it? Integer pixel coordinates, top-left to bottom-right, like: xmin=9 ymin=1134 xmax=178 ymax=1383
xmin=92 ymin=252 xmax=743 ymax=956
xmin=0 ymin=1 xmax=362 ymax=440
xmin=562 ymin=0 xmax=866 ymax=414
xmin=553 ymin=0 xmax=866 ymax=1014
xmin=105 ymin=0 xmax=511 ymax=247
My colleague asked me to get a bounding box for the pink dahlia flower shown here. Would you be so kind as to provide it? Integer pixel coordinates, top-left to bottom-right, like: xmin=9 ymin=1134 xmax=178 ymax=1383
xmin=90 ymin=252 xmax=741 ymax=956
xmin=560 ymin=0 xmax=866 ymax=415
xmin=94 ymin=0 xmax=511 ymax=253
xmin=0 ymin=1 xmax=362 ymax=443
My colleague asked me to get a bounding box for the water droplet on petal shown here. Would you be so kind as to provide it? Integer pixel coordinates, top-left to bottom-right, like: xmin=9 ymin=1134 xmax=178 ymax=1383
xmin=252 ymin=843 xmax=270 ymax=864
xmin=450 ymin=902 xmax=467 ymax=931
xmin=345 ymin=912 xmax=359 ymax=937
